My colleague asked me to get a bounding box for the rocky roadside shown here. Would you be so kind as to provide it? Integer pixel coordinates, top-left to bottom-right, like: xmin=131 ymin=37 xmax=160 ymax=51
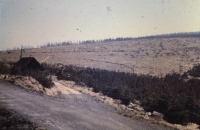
xmin=58 ymin=80 xmax=200 ymax=130
xmin=0 ymin=74 xmax=199 ymax=130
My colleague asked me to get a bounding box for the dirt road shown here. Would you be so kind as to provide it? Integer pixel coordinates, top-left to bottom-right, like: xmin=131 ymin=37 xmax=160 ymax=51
xmin=0 ymin=81 xmax=170 ymax=130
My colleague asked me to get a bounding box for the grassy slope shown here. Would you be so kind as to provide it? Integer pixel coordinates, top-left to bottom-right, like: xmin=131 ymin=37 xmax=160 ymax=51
xmin=1 ymin=37 xmax=200 ymax=76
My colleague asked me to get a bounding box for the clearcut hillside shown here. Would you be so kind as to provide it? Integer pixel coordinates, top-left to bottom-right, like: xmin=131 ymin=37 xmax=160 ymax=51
xmin=1 ymin=37 xmax=200 ymax=76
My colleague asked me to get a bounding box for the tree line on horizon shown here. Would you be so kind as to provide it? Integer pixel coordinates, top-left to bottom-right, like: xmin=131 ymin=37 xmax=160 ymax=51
xmin=40 ymin=31 xmax=200 ymax=48
xmin=2 ymin=31 xmax=200 ymax=51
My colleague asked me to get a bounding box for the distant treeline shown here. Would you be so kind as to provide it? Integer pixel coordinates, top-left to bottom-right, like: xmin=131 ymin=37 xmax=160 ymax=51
xmin=3 ymin=31 xmax=200 ymax=51
xmin=40 ymin=31 xmax=200 ymax=48
xmin=40 ymin=37 xmax=134 ymax=48
xmin=139 ymin=31 xmax=200 ymax=39
xmin=5 ymin=46 xmax=33 ymax=51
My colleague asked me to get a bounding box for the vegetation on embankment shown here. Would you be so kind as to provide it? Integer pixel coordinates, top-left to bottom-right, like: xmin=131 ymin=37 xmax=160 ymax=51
xmin=53 ymin=64 xmax=200 ymax=126
xmin=1 ymin=61 xmax=200 ymax=126
xmin=0 ymin=61 xmax=54 ymax=89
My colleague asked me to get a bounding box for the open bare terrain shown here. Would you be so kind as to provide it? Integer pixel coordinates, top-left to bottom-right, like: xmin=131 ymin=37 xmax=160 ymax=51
xmin=1 ymin=37 xmax=200 ymax=76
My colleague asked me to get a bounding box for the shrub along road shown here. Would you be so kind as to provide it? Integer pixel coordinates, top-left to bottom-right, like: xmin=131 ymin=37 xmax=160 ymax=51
xmin=0 ymin=81 xmax=170 ymax=130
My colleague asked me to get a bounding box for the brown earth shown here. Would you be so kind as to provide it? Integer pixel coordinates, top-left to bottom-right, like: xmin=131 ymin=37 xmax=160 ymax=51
xmin=1 ymin=37 xmax=200 ymax=76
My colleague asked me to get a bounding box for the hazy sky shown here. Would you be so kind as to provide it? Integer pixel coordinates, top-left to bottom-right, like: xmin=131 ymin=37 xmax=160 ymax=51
xmin=0 ymin=0 xmax=200 ymax=50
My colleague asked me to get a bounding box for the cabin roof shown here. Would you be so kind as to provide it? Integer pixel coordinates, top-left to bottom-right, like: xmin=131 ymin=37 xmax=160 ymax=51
xmin=15 ymin=57 xmax=41 ymax=69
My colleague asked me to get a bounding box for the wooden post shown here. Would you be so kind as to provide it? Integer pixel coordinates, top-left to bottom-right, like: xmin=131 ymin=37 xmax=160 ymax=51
xmin=20 ymin=45 xmax=22 ymax=60
xmin=20 ymin=45 xmax=22 ymax=70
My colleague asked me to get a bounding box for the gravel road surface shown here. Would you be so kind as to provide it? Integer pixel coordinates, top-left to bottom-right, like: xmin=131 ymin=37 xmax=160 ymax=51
xmin=0 ymin=81 xmax=171 ymax=130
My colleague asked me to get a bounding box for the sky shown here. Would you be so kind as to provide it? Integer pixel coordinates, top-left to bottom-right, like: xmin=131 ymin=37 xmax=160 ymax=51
xmin=0 ymin=0 xmax=200 ymax=50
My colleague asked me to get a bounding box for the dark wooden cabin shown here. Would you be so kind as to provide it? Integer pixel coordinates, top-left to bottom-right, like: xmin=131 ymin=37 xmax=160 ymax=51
xmin=15 ymin=57 xmax=44 ymax=71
